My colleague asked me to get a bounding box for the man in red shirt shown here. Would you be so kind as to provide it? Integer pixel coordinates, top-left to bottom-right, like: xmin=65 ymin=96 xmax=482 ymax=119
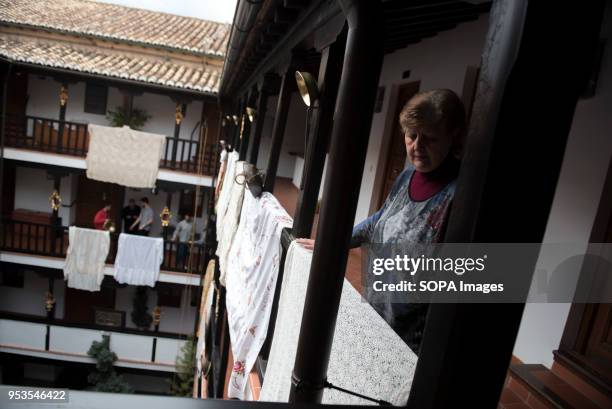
xmin=93 ymin=204 xmax=111 ymax=230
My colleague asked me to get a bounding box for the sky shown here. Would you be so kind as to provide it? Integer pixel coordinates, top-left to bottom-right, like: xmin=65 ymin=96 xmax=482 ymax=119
xmin=95 ymin=0 xmax=238 ymax=23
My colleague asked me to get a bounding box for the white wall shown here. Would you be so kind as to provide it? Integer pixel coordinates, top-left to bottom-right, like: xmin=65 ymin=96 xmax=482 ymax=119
xmin=0 ymin=270 xmax=64 ymax=317
xmin=13 ymin=166 xmax=74 ymax=226
xmin=353 ymin=16 xmax=490 ymax=224
xmin=513 ymin=3 xmax=612 ymax=368
xmin=256 ymin=93 xmax=307 ymax=179
xmin=26 ymin=75 xmax=201 ymax=140
xmin=0 ymin=272 xmax=196 ymax=335
xmin=114 ymin=285 xmax=197 ymax=334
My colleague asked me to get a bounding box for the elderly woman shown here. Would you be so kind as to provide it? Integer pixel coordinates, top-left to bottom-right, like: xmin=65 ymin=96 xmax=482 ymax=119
xmin=298 ymin=89 xmax=467 ymax=352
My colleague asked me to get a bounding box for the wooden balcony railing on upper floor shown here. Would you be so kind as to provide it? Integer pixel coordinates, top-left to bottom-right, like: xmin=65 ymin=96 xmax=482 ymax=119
xmin=3 ymin=114 xmax=217 ymax=175
xmin=0 ymin=218 xmax=208 ymax=274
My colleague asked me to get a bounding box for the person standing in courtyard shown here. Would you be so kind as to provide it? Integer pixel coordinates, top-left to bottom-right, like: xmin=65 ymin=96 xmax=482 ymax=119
xmin=121 ymin=198 xmax=141 ymax=234
xmin=130 ymin=197 xmax=154 ymax=236
xmin=172 ymin=214 xmax=194 ymax=270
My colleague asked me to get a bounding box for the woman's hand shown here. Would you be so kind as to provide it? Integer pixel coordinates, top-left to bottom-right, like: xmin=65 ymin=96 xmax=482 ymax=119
xmin=295 ymin=238 xmax=315 ymax=250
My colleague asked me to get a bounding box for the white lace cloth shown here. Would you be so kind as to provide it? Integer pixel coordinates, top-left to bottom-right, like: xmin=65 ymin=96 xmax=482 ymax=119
xmin=216 ymin=158 xmax=246 ymax=286
xmin=113 ymin=233 xmax=164 ymax=287
xmin=216 ymin=151 xmax=239 ymax=228
xmin=86 ymin=124 xmax=166 ymax=188
xmin=63 ymin=227 xmax=110 ymax=292
xmin=260 ymin=242 xmax=418 ymax=405
xmin=225 ymin=192 xmax=293 ymax=399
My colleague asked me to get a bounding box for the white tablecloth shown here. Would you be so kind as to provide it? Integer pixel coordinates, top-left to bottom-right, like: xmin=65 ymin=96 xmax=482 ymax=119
xmin=86 ymin=124 xmax=165 ymax=188
xmin=113 ymin=233 xmax=164 ymax=287
xmin=215 ymin=151 xmax=239 ymax=228
xmin=63 ymin=227 xmax=110 ymax=292
xmin=260 ymin=242 xmax=418 ymax=405
xmin=225 ymin=192 xmax=293 ymax=399
xmin=216 ymin=157 xmax=246 ymax=285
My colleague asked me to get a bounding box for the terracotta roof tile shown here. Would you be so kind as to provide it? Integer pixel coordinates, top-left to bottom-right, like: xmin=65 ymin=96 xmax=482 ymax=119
xmin=0 ymin=34 xmax=221 ymax=94
xmin=0 ymin=0 xmax=230 ymax=57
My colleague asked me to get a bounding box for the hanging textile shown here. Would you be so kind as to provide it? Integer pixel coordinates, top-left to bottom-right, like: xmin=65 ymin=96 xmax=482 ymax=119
xmin=86 ymin=124 xmax=166 ymax=188
xmin=63 ymin=226 xmax=110 ymax=292
xmin=215 ymin=151 xmax=239 ymax=227
xmin=259 ymin=242 xmax=418 ymax=405
xmin=216 ymin=158 xmax=246 ymax=285
xmin=225 ymin=192 xmax=293 ymax=399
xmin=113 ymin=233 xmax=164 ymax=287
xmin=196 ymin=262 xmax=216 ymax=376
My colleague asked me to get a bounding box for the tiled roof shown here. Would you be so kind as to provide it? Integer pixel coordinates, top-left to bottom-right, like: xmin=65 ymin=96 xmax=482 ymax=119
xmin=0 ymin=0 xmax=230 ymax=57
xmin=0 ymin=35 xmax=221 ymax=94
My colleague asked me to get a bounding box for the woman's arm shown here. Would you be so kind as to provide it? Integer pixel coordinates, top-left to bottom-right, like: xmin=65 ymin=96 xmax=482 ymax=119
xmin=351 ymin=168 xmax=412 ymax=248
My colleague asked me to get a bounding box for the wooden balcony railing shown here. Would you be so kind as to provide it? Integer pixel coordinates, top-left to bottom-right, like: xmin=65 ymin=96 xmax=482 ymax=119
xmin=4 ymin=114 xmax=217 ymax=175
xmin=0 ymin=219 xmax=208 ymax=274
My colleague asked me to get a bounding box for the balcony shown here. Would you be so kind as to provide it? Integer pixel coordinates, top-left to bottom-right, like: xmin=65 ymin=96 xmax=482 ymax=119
xmin=3 ymin=115 xmax=217 ymax=176
xmin=0 ymin=219 xmax=207 ymax=285
xmin=0 ymin=314 xmax=186 ymax=371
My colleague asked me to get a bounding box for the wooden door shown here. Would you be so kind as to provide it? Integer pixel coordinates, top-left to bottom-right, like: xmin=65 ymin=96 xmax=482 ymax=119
xmin=74 ymin=175 xmax=124 ymax=228
xmin=378 ymin=81 xmax=420 ymax=208
xmin=557 ymin=158 xmax=612 ymax=392
xmin=63 ymin=284 xmax=115 ymax=325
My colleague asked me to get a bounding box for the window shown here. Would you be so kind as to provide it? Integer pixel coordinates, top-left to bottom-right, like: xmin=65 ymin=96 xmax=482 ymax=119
xmin=84 ymin=83 xmax=108 ymax=115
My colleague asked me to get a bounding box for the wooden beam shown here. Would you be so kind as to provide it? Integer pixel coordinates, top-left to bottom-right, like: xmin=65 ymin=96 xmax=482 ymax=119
xmin=263 ymin=60 xmax=298 ymax=193
xmin=292 ymin=30 xmax=346 ymax=239
xmin=407 ymin=1 xmax=606 ymax=408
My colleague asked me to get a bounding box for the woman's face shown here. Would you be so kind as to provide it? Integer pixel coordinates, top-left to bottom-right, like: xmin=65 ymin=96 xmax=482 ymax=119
xmin=405 ymin=123 xmax=454 ymax=173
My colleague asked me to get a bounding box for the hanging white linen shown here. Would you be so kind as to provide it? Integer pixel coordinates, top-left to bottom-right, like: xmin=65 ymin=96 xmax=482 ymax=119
xmin=86 ymin=124 xmax=166 ymax=188
xmin=216 ymin=159 xmax=246 ymax=285
xmin=259 ymin=242 xmax=418 ymax=405
xmin=225 ymin=192 xmax=293 ymax=399
xmin=196 ymin=260 xmax=217 ymax=376
xmin=63 ymin=226 xmax=110 ymax=292
xmin=215 ymin=151 xmax=239 ymax=228
xmin=113 ymin=233 xmax=164 ymax=287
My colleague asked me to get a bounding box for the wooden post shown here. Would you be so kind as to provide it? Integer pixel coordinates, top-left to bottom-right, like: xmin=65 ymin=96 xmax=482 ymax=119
xmin=50 ymin=174 xmax=61 ymax=254
xmin=57 ymin=82 xmax=68 ymax=153
xmin=292 ymin=31 xmax=346 ymax=239
xmin=263 ymin=64 xmax=297 ymax=193
xmin=248 ymin=74 xmax=279 ymax=165
xmin=407 ymin=1 xmax=605 ymax=408
xmin=289 ymin=0 xmax=384 ymax=403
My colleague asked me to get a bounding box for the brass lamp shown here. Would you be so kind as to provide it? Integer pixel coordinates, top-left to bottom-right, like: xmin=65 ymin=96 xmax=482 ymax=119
xmin=153 ymin=306 xmax=162 ymax=326
xmin=175 ymin=104 xmax=184 ymax=125
xmin=246 ymin=107 xmax=256 ymax=123
xmin=295 ymin=71 xmax=320 ymax=107
xmin=49 ymin=190 xmax=62 ymax=212
xmin=59 ymin=86 xmax=68 ymax=107
xmin=44 ymin=291 xmax=56 ymax=313
xmin=160 ymin=206 xmax=172 ymax=227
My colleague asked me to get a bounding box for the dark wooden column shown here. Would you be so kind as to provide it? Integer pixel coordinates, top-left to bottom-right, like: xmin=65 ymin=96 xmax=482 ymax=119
xmin=171 ymin=103 xmax=186 ymax=168
xmin=162 ymin=191 xmax=173 ymax=242
xmin=57 ymin=82 xmax=68 ymax=153
xmin=239 ymin=91 xmax=255 ymax=161
xmin=406 ymin=1 xmax=605 ymax=408
xmin=289 ymin=0 xmax=383 ymax=403
xmin=123 ymin=92 xmax=134 ymax=125
xmin=263 ymin=64 xmax=297 ymax=193
xmin=58 ymin=82 xmax=68 ymax=122
xmin=292 ymin=31 xmax=346 ymax=239
xmin=46 ymin=277 xmax=56 ymax=320
xmin=247 ymin=74 xmax=280 ymax=165
xmin=49 ymin=173 xmax=62 ymax=254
